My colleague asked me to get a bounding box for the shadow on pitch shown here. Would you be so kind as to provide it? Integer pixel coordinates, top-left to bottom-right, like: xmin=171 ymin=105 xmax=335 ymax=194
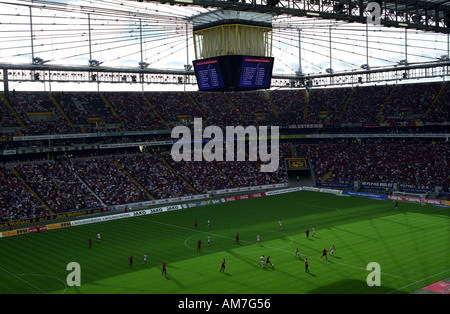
xmin=227 ymin=249 xmax=260 ymax=270
xmin=162 ymin=264 xmax=186 ymax=289
xmin=306 ymin=279 xmax=394 ymax=294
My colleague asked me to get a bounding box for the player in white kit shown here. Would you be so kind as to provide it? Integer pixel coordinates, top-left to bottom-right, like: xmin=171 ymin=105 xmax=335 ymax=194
xmin=260 ymin=255 xmax=265 ymax=267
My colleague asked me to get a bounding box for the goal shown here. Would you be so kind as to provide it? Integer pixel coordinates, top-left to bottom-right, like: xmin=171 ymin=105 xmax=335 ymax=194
xmin=392 ymin=190 xmax=427 ymax=199
xmin=391 ymin=190 xmax=427 ymax=205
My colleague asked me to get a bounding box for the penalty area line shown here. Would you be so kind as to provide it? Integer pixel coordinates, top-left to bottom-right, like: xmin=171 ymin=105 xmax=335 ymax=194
xmin=386 ymin=268 xmax=450 ymax=294
xmin=0 ymin=265 xmax=48 ymax=294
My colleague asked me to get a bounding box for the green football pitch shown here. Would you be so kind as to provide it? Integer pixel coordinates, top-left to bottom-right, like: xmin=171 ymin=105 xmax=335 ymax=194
xmin=0 ymin=190 xmax=449 ymax=294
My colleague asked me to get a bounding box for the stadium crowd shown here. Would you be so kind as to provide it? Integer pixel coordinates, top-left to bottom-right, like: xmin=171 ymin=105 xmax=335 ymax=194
xmin=118 ymin=154 xmax=194 ymax=200
xmin=1 ymin=82 xmax=449 ymax=135
xmin=164 ymin=156 xmax=236 ymax=193
xmin=0 ymin=167 xmax=48 ymax=222
xmin=15 ymin=161 xmax=102 ymax=213
xmin=103 ymin=92 xmax=167 ymax=131
xmin=1 ymin=137 xmax=447 ymax=223
xmin=71 ymin=157 xmax=149 ymax=206
xmin=307 ymin=140 xmax=449 ymax=191
xmin=0 ymin=81 xmax=448 ymax=224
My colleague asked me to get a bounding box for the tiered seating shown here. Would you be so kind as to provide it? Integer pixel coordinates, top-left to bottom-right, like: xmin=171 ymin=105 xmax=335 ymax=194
xmin=1 ymin=82 xmax=449 ymax=136
xmin=226 ymin=91 xmax=275 ymax=125
xmin=119 ymin=154 xmax=194 ymax=199
xmin=424 ymin=83 xmax=450 ymax=123
xmin=381 ymin=83 xmax=442 ymax=124
xmin=270 ymin=89 xmax=305 ymax=126
xmin=189 ymin=92 xmax=244 ymax=127
xmin=340 ymin=85 xmax=391 ymax=125
xmin=1 ymin=82 xmax=449 ymax=224
xmin=307 ymin=140 xmax=449 ymax=191
xmin=0 ymin=97 xmax=21 ymax=128
xmin=55 ymin=92 xmax=122 ymax=133
xmin=5 ymin=93 xmax=78 ymax=135
xmin=164 ymin=155 xmax=235 ymax=193
xmin=213 ymin=158 xmax=282 ymax=187
xmin=72 ymin=157 xmax=150 ymax=205
xmin=145 ymin=92 xmax=204 ymax=127
xmin=305 ymin=87 xmax=351 ymax=124
xmin=1 ymin=137 xmax=448 ymax=223
xmin=15 ymin=161 xmax=102 ymax=213
xmin=102 ymin=92 xmax=167 ymax=131
xmin=0 ymin=167 xmax=48 ymax=222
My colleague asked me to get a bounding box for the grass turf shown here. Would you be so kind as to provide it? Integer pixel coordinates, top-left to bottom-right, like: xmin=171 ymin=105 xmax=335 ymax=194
xmin=0 ymin=190 xmax=449 ymax=294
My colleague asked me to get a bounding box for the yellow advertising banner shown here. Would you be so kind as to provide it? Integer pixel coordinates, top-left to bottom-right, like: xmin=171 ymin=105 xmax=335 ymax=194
xmin=1 ymin=222 xmax=71 ymax=238
xmin=285 ymin=158 xmax=309 ymax=170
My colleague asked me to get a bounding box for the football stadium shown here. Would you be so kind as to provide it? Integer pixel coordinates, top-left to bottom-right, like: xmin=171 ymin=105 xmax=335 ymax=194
xmin=0 ymin=0 xmax=449 ymax=298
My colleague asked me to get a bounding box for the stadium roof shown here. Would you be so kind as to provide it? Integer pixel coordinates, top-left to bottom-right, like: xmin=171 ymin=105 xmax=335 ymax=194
xmin=0 ymin=0 xmax=449 ymax=91
xmin=139 ymin=0 xmax=450 ymax=33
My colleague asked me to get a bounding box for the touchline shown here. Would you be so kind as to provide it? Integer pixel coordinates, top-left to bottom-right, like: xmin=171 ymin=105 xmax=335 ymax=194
xmin=171 ymin=118 xmax=280 ymax=173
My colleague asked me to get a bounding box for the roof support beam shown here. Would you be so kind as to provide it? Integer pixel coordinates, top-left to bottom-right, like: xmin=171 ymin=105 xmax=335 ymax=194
xmin=137 ymin=0 xmax=450 ymax=34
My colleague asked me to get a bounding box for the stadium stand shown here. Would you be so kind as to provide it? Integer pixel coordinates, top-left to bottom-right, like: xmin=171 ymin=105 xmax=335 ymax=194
xmin=119 ymin=154 xmax=194 ymax=200
xmin=72 ymin=157 xmax=150 ymax=205
xmin=102 ymin=92 xmax=167 ymax=131
xmin=0 ymin=81 xmax=449 ymax=224
xmin=0 ymin=166 xmax=48 ymax=222
xmin=14 ymin=161 xmax=102 ymax=213
xmin=306 ymin=139 xmax=449 ymax=192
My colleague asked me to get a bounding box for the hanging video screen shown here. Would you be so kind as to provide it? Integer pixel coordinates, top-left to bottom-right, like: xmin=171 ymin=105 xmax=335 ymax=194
xmin=238 ymin=57 xmax=274 ymax=89
xmin=192 ymin=58 xmax=226 ymax=91
xmin=193 ymin=55 xmax=274 ymax=91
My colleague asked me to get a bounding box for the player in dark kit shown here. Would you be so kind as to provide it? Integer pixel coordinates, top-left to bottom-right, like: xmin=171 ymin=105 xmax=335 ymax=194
xmin=320 ymin=248 xmax=328 ymax=260
xmin=265 ymin=256 xmax=274 ymax=268
xmin=220 ymin=259 xmax=226 ymax=272
xmin=89 ymin=238 xmax=92 ymax=248
xmin=306 ymin=229 xmax=309 ymax=238
xmin=194 ymin=219 xmax=198 ymax=229
xmin=129 ymin=255 xmax=133 ymax=267
xmin=197 ymin=239 xmax=202 ymax=252
xmin=235 ymin=232 xmax=239 ymax=244
xmin=162 ymin=263 xmax=167 ymax=277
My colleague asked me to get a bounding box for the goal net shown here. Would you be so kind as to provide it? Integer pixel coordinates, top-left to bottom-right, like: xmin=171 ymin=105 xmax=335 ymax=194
xmin=391 ymin=191 xmax=427 ymax=205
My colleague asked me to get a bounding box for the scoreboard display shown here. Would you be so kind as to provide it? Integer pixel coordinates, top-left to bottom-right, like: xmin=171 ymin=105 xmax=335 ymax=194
xmin=192 ymin=58 xmax=226 ymax=91
xmin=238 ymin=57 xmax=274 ymax=89
xmin=193 ymin=55 xmax=274 ymax=91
